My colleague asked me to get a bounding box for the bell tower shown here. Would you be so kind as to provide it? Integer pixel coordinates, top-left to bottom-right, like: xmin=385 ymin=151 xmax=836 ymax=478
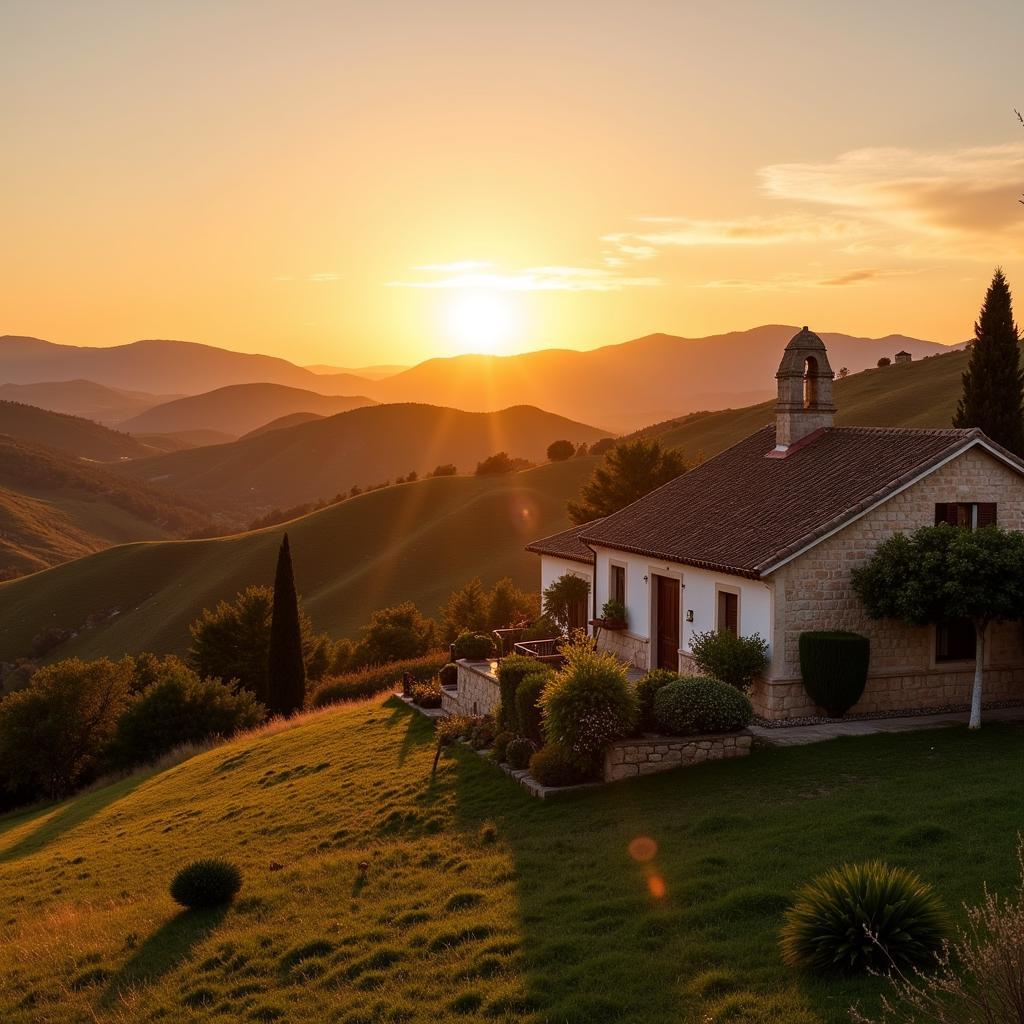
xmin=774 ymin=326 xmax=835 ymax=450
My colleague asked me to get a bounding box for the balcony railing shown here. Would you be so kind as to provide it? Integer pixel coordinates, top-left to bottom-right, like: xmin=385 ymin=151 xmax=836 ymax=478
xmin=512 ymin=636 xmax=565 ymax=666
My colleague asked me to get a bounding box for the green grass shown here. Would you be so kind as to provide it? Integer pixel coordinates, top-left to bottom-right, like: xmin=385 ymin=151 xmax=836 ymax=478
xmin=0 ymin=459 xmax=595 ymax=661
xmin=0 ymin=697 xmax=1020 ymax=1023
xmin=643 ymin=347 xmax=969 ymax=459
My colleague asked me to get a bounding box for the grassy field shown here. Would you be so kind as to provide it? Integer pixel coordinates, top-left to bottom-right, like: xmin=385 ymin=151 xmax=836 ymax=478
xmin=0 ymin=697 xmax=1020 ymax=1023
xmin=642 ymin=347 xmax=968 ymax=459
xmin=0 ymin=459 xmax=595 ymax=661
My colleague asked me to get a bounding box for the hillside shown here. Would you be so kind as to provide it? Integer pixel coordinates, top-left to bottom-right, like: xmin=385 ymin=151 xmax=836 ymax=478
xmin=120 ymin=384 xmax=377 ymax=436
xmin=241 ymin=411 xmax=325 ymax=438
xmin=0 ymin=401 xmax=157 ymax=461
xmin=117 ymin=403 xmax=607 ymax=513
xmin=0 ymin=436 xmax=212 ymax=581
xmin=0 ymin=336 xmax=371 ymax=396
xmin=0 ymin=697 xmax=1020 ymax=1024
xmin=639 ymin=346 xmax=970 ymax=459
xmin=361 ymin=326 xmax=954 ymax=430
xmin=0 ymin=380 xmax=176 ymax=424
xmin=0 ymin=458 xmax=594 ymax=660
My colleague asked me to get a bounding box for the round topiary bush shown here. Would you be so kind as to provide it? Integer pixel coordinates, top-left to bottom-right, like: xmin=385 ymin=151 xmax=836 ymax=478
xmin=539 ymin=638 xmax=637 ymax=764
xmin=504 ymin=736 xmax=537 ymax=770
xmin=798 ymin=631 xmax=870 ymax=716
xmin=453 ymin=633 xmax=495 ymax=661
xmin=514 ymin=670 xmax=550 ymax=743
xmin=529 ymin=743 xmax=595 ymax=787
xmin=780 ymin=861 xmax=948 ymax=974
xmin=653 ymin=676 xmax=753 ymax=735
xmin=170 ymin=859 xmax=242 ymax=910
xmin=635 ymin=669 xmax=680 ymax=732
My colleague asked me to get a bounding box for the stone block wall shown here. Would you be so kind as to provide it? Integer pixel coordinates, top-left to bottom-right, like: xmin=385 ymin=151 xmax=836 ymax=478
xmin=603 ymin=731 xmax=752 ymax=781
xmin=759 ymin=446 xmax=1024 ymax=719
xmin=596 ymin=628 xmax=649 ymax=670
xmin=440 ymin=660 xmax=501 ymax=718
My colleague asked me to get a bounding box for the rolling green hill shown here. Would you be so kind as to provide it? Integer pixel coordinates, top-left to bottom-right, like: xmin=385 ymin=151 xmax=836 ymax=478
xmin=0 ymin=436 xmax=211 ymax=581
xmin=0 ymin=696 xmax=1019 ymax=1024
xmin=118 ymin=403 xmax=607 ymax=514
xmin=0 ymin=458 xmax=594 ymax=661
xmin=0 ymin=401 xmax=157 ymax=461
xmin=638 ymin=347 xmax=969 ymax=459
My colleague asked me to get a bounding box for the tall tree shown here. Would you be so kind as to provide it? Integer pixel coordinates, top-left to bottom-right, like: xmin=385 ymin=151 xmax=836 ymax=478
xmin=567 ymin=438 xmax=688 ymax=525
xmin=267 ymin=534 xmax=306 ymax=716
xmin=954 ymin=268 xmax=1024 ymax=455
xmin=852 ymin=524 xmax=1024 ymax=729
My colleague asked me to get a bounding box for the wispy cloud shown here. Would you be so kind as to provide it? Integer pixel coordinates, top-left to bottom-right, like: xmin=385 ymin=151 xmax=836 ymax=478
xmin=309 ymin=272 xmax=340 ymax=282
xmin=388 ymin=264 xmax=660 ymax=291
xmin=700 ymin=267 xmax=922 ymax=292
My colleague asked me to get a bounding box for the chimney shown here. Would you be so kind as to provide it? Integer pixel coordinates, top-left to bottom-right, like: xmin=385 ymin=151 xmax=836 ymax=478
xmin=773 ymin=326 xmax=835 ymax=451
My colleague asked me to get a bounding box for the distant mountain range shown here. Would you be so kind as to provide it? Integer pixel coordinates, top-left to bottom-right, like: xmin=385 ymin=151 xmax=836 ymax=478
xmin=119 ymin=384 xmax=376 ymax=437
xmin=117 ymin=403 xmax=607 ymax=513
xmin=0 ymin=379 xmax=178 ymax=425
xmin=0 ymin=401 xmax=156 ymax=461
xmin=0 ymin=327 xmax=956 ymax=431
xmin=305 ymin=363 xmax=407 ymax=379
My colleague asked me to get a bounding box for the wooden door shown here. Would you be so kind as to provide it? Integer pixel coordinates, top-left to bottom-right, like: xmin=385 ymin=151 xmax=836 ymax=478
xmin=655 ymin=575 xmax=680 ymax=670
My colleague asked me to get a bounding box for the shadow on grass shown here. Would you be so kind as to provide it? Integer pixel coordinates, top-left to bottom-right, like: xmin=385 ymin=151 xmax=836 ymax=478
xmin=383 ymin=696 xmax=435 ymax=765
xmin=102 ymin=906 xmax=227 ymax=1004
xmin=0 ymin=771 xmax=151 ymax=864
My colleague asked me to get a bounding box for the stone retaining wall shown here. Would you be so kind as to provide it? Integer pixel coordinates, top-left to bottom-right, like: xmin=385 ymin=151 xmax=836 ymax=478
xmin=596 ymin=628 xmax=649 ymax=670
xmin=603 ymin=731 xmax=753 ymax=781
xmin=440 ymin=660 xmax=501 ymax=718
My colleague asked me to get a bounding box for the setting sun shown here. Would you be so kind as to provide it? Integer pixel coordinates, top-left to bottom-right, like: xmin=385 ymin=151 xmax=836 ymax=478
xmin=442 ymin=290 xmax=522 ymax=355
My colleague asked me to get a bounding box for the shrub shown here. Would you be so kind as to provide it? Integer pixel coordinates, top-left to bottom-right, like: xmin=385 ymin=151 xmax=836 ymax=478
xmin=112 ymin=663 xmax=265 ymax=769
xmin=798 ymin=631 xmax=870 ymax=716
xmin=355 ymin=602 xmax=437 ymax=667
xmin=653 ymin=677 xmax=753 ymax=735
xmin=689 ymin=630 xmax=769 ymax=691
xmin=435 ymin=715 xmax=472 ymax=745
xmin=635 ymin=669 xmax=679 ymax=732
xmin=430 ymin=463 xmax=457 ymax=477
xmin=170 ymin=859 xmax=243 ymax=910
xmin=309 ymin=652 xmax=449 ymax=707
xmin=453 ymin=633 xmax=495 ymax=661
xmin=539 ymin=637 xmax=637 ymax=764
xmin=851 ymin=838 xmax=1024 ymax=1024
xmin=504 ymin=737 xmax=537 ymax=770
xmin=475 ymin=452 xmax=531 ymax=475
xmin=410 ymin=679 xmax=443 ymax=709
xmin=600 ymin=599 xmax=627 ymax=624
xmin=529 ymin=743 xmax=595 ymax=787
xmin=439 ymin=662 xmax=458 ymax=688
xmin=542 ymin=573 xmax=591 ymax=635
xmin=514 ymin=671 xmax=550 ymax=743
xmin=467 ymin=716 xmax=497 ymax=750
xmin=492 ymin=731 xmax=514 ymax=762
xmin=0 ymin=657 xmax=135 ymax=800
xmin=496 ymin=654 xmax=541 ymax=730
xmin=547 ymin=439 xmax=576 ymax=462
xmin=780 ymin=861 xmax=948 ymax=975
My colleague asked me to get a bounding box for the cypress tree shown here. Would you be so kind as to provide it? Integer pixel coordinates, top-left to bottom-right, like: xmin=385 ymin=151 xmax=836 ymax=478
xmin=267 ymin=533 xmax=306 ymax=716
xmin=953 ymin=267 xmax=1024 ymax=454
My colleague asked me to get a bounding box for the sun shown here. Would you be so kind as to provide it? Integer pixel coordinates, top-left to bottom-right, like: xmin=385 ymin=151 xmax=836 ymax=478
xmin=442 ymin=290 xmax=521 ymax=355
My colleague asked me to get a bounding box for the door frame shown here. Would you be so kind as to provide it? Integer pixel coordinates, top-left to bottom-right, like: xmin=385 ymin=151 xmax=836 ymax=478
xmin=648 ymin=567 xmax=684 ymax=671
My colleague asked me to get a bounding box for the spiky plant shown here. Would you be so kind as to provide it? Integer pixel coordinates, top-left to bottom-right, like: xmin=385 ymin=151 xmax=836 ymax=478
xmin=780 ymin=861 xmax=949 ymax=974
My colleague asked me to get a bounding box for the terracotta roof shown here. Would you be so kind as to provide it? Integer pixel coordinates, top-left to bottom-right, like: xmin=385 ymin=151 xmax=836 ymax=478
xmin=525 ymin=520 xmax=600 ymax=564
xmin=577 ymin=426 xmax=1020 ymax=578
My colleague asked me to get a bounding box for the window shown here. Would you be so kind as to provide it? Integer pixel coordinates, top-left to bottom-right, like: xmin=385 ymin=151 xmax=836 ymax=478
xmin=717 ymin=590 xmax=738 ymax=635
xmin=934 ymin=503 xmax=997 ymax=529
xmin=936 ymin=618 xmax=976 ymax=662
xmin=568 ymin=594 xmax=589 ymax=632
xmin=610 ymin=564 xmax=625 ymax=606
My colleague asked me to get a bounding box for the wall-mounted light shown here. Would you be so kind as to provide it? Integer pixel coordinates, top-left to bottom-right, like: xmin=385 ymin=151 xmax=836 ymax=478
xmin=642 ymin=574 xmax=648 ymax=584
xmin=686 ymin=610 xmax=694 ymax=623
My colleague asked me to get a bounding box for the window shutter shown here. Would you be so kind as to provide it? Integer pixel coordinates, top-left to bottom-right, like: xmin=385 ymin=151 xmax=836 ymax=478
xmin=977 ymin=503 xmax=997 ymax=527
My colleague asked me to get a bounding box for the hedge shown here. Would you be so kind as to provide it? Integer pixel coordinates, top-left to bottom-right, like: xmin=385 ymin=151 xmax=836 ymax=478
xmin=309 ymin=651 xmax=449 ymax=707
xmin=798 ymin=631 xmax=870 ymax=717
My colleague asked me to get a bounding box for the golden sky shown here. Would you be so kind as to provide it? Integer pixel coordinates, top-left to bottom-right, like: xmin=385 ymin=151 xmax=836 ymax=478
xmin=5 ymin=0 xmax=1024 ymax=366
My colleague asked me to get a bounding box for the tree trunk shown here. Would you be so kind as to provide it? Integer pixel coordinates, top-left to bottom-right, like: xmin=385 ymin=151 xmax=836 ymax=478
xmin=969 ymin=621 xmax=987 ymax=730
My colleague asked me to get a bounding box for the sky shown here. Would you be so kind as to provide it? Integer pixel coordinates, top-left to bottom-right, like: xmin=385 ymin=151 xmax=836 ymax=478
xmin=5 ymin=0 xmax=1024 ymax=367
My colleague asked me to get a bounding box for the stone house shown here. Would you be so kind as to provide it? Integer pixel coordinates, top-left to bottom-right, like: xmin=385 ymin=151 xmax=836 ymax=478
xmin=527 ymin=327 xmax=1024 ymax=720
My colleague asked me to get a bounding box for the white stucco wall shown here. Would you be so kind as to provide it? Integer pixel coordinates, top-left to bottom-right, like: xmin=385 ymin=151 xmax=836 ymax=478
xmin=539 ymin=556 xmax=593 ymax=596
xmin=590 ymin=545 xmax=773 ymax=670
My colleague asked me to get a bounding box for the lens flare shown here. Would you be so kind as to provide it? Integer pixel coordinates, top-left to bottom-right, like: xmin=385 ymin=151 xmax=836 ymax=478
xmin=628 ymin=836 xmax=658 ymax=862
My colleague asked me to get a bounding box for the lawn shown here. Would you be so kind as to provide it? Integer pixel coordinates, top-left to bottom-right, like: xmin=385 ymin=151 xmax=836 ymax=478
xmin=0 ymin=698 xmax=1020 ymax=1024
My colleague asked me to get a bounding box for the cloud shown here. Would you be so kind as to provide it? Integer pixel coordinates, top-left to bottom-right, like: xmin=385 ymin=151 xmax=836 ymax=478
xmin=309 ymin=272 xmax=340 ymax=282
xmin=700 ymin=267 xmax=919 ymax=292
xmin=388 ymin=264 xmax=661 ymax=291
xmin=759 ymin=143 xmax=1024 ymax=256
